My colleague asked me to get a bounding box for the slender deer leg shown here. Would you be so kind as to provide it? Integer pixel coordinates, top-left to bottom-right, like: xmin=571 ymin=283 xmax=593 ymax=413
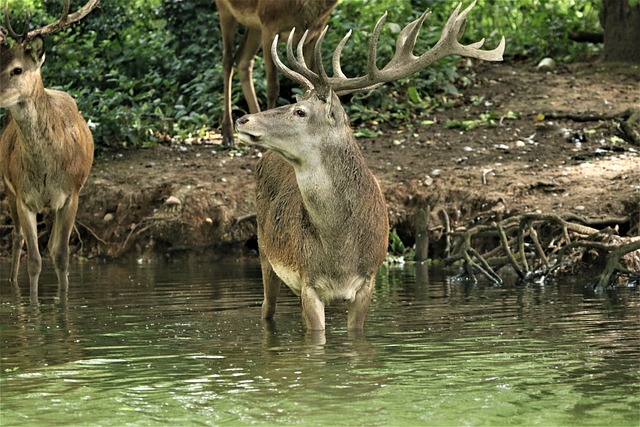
xmin=347 ymin=277 xmax=375 ymax=330
xmin=261 ymin=30 xmax=280 ymax=109
xmin=8 ymin=195 xmax=24 ymax=283
xmin=236 ymin=28 xmax=262 ymax=114
xmin=16 ymin=201 xmax=41 ymax=293
xmin=218 ymin=10 xmax=239 ymax=146
xmin=301 ymin=285 xmax=325 ymax=330
xmin=261 ymin=256 xmax=282 ymax=319
xmin=49 ymin=195 xmax=78 ymax=291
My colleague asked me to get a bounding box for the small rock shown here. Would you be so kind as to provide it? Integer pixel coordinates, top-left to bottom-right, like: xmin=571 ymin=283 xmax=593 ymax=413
xmin=537 ymin=57 xmax=556 ymax=71
xmin=103 ymin=213 xmax=114 ymax=223
xmin=574 ymin=205 xmax=586 ymax=211
xmin=165 ymin=196 xmax=182 ymax=206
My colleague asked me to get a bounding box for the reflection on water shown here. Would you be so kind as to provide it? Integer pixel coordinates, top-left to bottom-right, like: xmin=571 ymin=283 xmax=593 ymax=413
xmin=1 ymin=261 xmax=638 ymax=426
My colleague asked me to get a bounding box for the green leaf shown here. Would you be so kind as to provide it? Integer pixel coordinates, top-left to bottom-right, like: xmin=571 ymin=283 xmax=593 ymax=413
xmin=407 ymin=87 xmax=423 ymax=104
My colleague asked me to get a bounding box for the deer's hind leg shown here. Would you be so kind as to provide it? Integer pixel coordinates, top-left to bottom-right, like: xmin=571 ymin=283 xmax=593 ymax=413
xmin=347 ymin=276 xmax=375 ymax=330
xmin=301 ymin=284 xmax=325 ymax=331
xmin=49 ymin=194 xmax=78 ymax=290
xmin=260 ymin=255 xmax=282 ymax=320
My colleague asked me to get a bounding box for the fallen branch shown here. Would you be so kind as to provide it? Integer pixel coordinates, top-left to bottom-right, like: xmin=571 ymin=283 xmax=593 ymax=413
xmin=620 ymin=109 xmax=640 ymax=146
xmin=529 ymin=108 xmax=634 ymax=123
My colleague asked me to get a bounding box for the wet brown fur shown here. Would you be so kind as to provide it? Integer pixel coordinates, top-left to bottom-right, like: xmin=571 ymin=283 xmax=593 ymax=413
xmin=0 ymin=38 xmax=94 ymax=292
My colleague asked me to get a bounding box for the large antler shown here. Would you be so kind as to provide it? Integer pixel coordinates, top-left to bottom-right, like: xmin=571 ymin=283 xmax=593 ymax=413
xmin=272 ymin=0 xmax=505 ymax=98
xmin=4 ymin=0 xmax=100 ymax=42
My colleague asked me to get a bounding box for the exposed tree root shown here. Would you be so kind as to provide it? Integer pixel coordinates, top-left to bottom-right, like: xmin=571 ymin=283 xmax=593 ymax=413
xmin=439 ymin=210 xmax=640 ymax=289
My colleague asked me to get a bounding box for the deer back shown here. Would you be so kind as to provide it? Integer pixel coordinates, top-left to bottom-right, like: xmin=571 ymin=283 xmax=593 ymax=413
xmin=218 ymin=0 xmax=336 ymax=35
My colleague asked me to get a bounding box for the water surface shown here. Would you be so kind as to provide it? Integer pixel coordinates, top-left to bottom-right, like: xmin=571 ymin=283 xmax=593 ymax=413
xmin=1 ymin=261 xmax=638 ymax=426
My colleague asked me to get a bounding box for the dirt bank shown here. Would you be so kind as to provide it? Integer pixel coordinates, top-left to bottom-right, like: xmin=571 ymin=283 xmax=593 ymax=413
xmin=1 ymin=61 xmax=639 ymax=262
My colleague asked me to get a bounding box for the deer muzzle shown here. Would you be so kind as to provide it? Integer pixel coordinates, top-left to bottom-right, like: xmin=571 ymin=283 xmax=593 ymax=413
xmin=235 ymin=115 xmax=262 ymax=144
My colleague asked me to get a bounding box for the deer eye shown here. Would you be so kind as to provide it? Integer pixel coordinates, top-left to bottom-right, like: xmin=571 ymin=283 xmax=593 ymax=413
xmin=294 ymin=108 xmax=307 ymax=118
xmin=11 ymin=67 xmax=23 ymax=76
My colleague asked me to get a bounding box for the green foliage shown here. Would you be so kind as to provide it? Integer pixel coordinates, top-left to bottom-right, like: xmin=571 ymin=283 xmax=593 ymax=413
xmin=0 ymin=0 xmax=603 ymax=149
xmin=388 ymin=229 xmax=415 ymax=261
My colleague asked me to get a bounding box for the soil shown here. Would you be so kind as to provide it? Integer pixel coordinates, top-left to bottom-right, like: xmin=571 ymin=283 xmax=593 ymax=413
xmin=1 ymin=61 xmax=639 ymax=262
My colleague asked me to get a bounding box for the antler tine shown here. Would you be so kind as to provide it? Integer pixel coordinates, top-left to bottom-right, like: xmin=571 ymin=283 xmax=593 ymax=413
xmin=25 ymin=0 xmax=100 ymax=41
xmin=400 ymin=10 xmax=431 ymax=59
xmin=313 ymin=25 xmax=331 ymax=83
xmin=271 ymin=32 xmax=314 ymax=92
xmin=366 ymin=11 xmax=387 ymax=80
xmin=332 ymin=29 xmax=352 ymax=79
xmin=295 ymin=29 xmax=309 ymax=69
xmin=4 ymin=2 xmax=23 ymax=40
xmin=287 ymin=29 xmax=320 ymax=86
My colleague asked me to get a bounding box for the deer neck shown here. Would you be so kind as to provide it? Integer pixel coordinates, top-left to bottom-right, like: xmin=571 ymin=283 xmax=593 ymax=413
xmin=9 ymin=78 xmax=57 ymax=150
xmin=293 ymin=136 xmax=374 ymax=237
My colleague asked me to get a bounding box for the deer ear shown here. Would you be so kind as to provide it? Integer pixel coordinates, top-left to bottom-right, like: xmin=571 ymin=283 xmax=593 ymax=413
xmin=324 ymin=92 xmax=335 ymax=123
xmin=25 ymin=36 xmax=45 ymax=65
xmin=326 ymin=91 xmax=346 ymax=124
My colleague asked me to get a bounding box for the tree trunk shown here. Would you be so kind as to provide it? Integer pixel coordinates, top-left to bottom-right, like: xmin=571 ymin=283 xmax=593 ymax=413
xmin=600 ymin=0 xmax=640 ymax=63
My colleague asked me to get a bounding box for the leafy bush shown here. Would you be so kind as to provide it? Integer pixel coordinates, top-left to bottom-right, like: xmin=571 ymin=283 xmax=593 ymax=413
xmin=0 ymin=0 xmax=603 ymax=149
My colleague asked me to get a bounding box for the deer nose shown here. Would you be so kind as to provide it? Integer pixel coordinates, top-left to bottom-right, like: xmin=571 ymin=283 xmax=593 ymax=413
xmin=236 ymin=116 xmax=250 ymax=128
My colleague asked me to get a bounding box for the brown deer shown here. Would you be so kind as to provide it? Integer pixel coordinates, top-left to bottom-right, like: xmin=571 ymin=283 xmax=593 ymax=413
xmin=215 ymin=0 xmax=337 ymax=146
xmin=236 ymin=1 xmax=505 ymax=330
xmin=0 ymin=0 xmax=99 ymax=293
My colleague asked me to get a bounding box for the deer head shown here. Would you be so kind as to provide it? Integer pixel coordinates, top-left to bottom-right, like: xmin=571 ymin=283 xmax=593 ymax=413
xmin=0 ymin=0 xmax=100 ymax=108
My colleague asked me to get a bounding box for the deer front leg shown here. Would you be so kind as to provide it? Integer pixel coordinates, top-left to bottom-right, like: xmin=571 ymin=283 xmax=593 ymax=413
xmin=301 ymin=284 xmax=325 ymax=330
xmin=261 ymin=257 xmax=282 ymax=320
xmin=49 ymin=194 xmax=78 ymax=290
xmin=7 ymin=194 xmax=24 ymax=283
xmin=16 ymin=200 xmax=41 ymax=293
xmin=347 ymin=276 xmax=375 ymax=330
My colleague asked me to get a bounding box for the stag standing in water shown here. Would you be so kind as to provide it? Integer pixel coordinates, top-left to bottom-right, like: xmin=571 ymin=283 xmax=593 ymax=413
xmin=0 ymin=0 xmax=99 ymax=293
xmin=216 ymin=0 xmax=337 ymax=146
xmin=236 ymin=1 xmax=505 ymax=330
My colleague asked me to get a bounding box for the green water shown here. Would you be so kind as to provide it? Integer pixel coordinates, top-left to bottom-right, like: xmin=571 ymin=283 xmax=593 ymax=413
xmin=0 ymin=261 xmax=638 ymax=426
